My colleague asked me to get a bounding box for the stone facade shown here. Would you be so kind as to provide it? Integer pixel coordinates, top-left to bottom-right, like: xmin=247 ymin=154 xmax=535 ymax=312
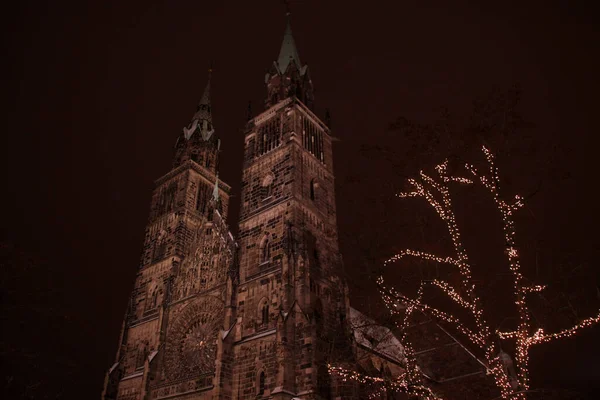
xmin=102 ymin=17 xmax=368 ymax=400
xmin=100 ymin=14 xmax=503 ymax=400
xmin=231 ymin=94 xmax=358 ymax=400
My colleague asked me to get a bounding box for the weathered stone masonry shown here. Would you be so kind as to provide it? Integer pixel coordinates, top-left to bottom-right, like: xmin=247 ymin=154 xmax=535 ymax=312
xmin=102 ymin=15 xmax=406 ymax=400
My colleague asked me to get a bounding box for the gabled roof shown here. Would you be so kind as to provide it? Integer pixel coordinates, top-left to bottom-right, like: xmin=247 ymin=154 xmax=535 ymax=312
xmin=349 ymin=307 xmax=405 ymax=365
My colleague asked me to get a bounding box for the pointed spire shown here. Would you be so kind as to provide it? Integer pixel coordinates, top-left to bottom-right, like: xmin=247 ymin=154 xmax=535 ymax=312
xmin=277 ymin=11 xmax=302 ymax=73
xmin=198 ymin=73 xmax=211 ymax=109
xmin=183 ymin=67 xmax=215 ymax=141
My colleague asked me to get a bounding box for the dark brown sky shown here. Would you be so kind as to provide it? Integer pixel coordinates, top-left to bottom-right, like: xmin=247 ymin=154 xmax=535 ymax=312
xmin=2 ymin=0 xmax=599 ymax=398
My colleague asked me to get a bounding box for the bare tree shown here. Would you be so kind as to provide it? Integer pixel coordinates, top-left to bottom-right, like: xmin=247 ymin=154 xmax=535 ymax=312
xmin=379 ymin=147 xmax=599 ymax=399
xmin=331 ymin=146 xmax=599 ymax=399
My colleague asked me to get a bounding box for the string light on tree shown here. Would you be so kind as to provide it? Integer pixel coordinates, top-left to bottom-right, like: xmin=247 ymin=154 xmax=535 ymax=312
xmin=331 ymin=146 xmax=600 ymax=400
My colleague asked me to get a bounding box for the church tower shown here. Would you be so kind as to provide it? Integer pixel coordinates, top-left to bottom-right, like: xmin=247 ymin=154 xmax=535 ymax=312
xmin=102 ymin=14 xmax=360 ymax=400
xmin=102 ymin=73 xmax=238 ymax=400
xmin=232 ymin=14 xmax=356 ymax=399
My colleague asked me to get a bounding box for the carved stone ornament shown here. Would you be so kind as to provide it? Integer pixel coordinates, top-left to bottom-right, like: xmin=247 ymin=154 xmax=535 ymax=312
xmin=164 ymin=296 xmax=223 ymax=380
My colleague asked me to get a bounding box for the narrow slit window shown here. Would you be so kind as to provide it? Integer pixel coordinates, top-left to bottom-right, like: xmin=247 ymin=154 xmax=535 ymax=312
xmin=258 ymin=371 xmax=265 ymax=395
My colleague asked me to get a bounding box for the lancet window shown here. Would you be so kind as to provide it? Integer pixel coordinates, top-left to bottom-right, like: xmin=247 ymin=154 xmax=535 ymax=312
xmin=196 ymin=182 xmax=211 ymax=214
xmin=301 ymin=115 xmax=324 ymax=163
xmin=258 ymin=370 xmax=266 ymax=395
xmin=259 ymin=235 xmax=271 ymax=264
xmin=256 ymin=116 xmax=281 ymax=157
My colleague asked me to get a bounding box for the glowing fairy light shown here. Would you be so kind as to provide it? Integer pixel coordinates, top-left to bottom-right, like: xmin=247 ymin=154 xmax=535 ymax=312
xmin=375 ymin=146 xmax=600 ymax=399
xmin=327 ymin=364 xmax=441 ymax=399
xmin=329 ymin=146 xmax=598 ymax=399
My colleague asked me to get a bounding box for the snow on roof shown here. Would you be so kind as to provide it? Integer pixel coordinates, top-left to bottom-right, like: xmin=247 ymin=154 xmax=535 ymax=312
xmin=148 ymin=350 xmax=158 ymax=363
xmin=108 ymin=362 xmax=119 ymax=374
xmin=349 ymin=307 xmax=405 ymax=364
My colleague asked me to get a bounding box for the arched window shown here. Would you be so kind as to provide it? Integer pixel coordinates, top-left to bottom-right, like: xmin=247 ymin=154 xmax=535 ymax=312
xmin=136 ymin=343 xmax=148 ymax=369
xmin=152 ymin=231 xmax=167 ymax=262
xmin=150 ymin=289 xmax=158 ymax=309
xmin=162 ymin=182 xmax=177 ymax=213
xmin=196 ymin=182 xmax=210 ymax=214
xmin=258 ymin=370 xmax=266 ymax=396
xmin=260 ymin=235 xmax=270 ymax=264
xmin=261 ymin=303 xmax=269 ymax=326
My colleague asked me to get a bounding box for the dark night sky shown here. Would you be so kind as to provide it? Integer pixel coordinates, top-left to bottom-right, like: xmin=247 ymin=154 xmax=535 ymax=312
xmin=2 ymin=0 xmax=599 ymax=398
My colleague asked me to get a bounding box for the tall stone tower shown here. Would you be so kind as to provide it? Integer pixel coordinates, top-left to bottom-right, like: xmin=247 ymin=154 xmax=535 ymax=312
xmin=102 ymin=15 xmax=359 ymax=400
xmin=101 ymin=73 xmax=239 ymax=400
xmin=232 ymin=14 xmax=355 ymax=400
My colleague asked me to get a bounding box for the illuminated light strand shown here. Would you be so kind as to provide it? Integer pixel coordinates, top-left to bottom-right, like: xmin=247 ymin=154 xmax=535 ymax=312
xmin=525 ymin=312 xmax=600 ymax=344
xmin=466 ymin=146 xmax=534 ymax=389
xmin=420 ymin=170 xmax=446 ymax=194
xmin=497 ymin=330 xmax=520 ymax=340
xmin=332 ymin=146 xmax=599 ymax=399
xmin=445 ymin=176 xmax=474 ymax=184
xmin=379 ymin=278 xmax=485 ymax=347
xmin=435 ymin=160 xmax=448 ymax=174
xmin=428 ymin=279 xmax=472 ymax=309
xmin=398 ymin=178 xmax=448 ymax=221
xmin=327 ymin=364 xmax=441 ymax=400
xmin=379 ymin=278 xmax=441 ymax=398
xmin=464 ymin=145 xmax=598 ymax=396
xmin=383 ymin=146 xmax=598 ymax=399
xmin=384 ymin=249 xmax=461 ymax=268
xmin=397 ymin=190 xmax=421 ymax=198
xmin=522 ymin=285 xmax=546 ymax=293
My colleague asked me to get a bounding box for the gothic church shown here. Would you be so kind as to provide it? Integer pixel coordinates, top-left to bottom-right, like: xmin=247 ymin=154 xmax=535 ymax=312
xmin=100 ymin=15 xmax=408 ymax=400
xmin=101 ymin=14 xmax=491 ymax=400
